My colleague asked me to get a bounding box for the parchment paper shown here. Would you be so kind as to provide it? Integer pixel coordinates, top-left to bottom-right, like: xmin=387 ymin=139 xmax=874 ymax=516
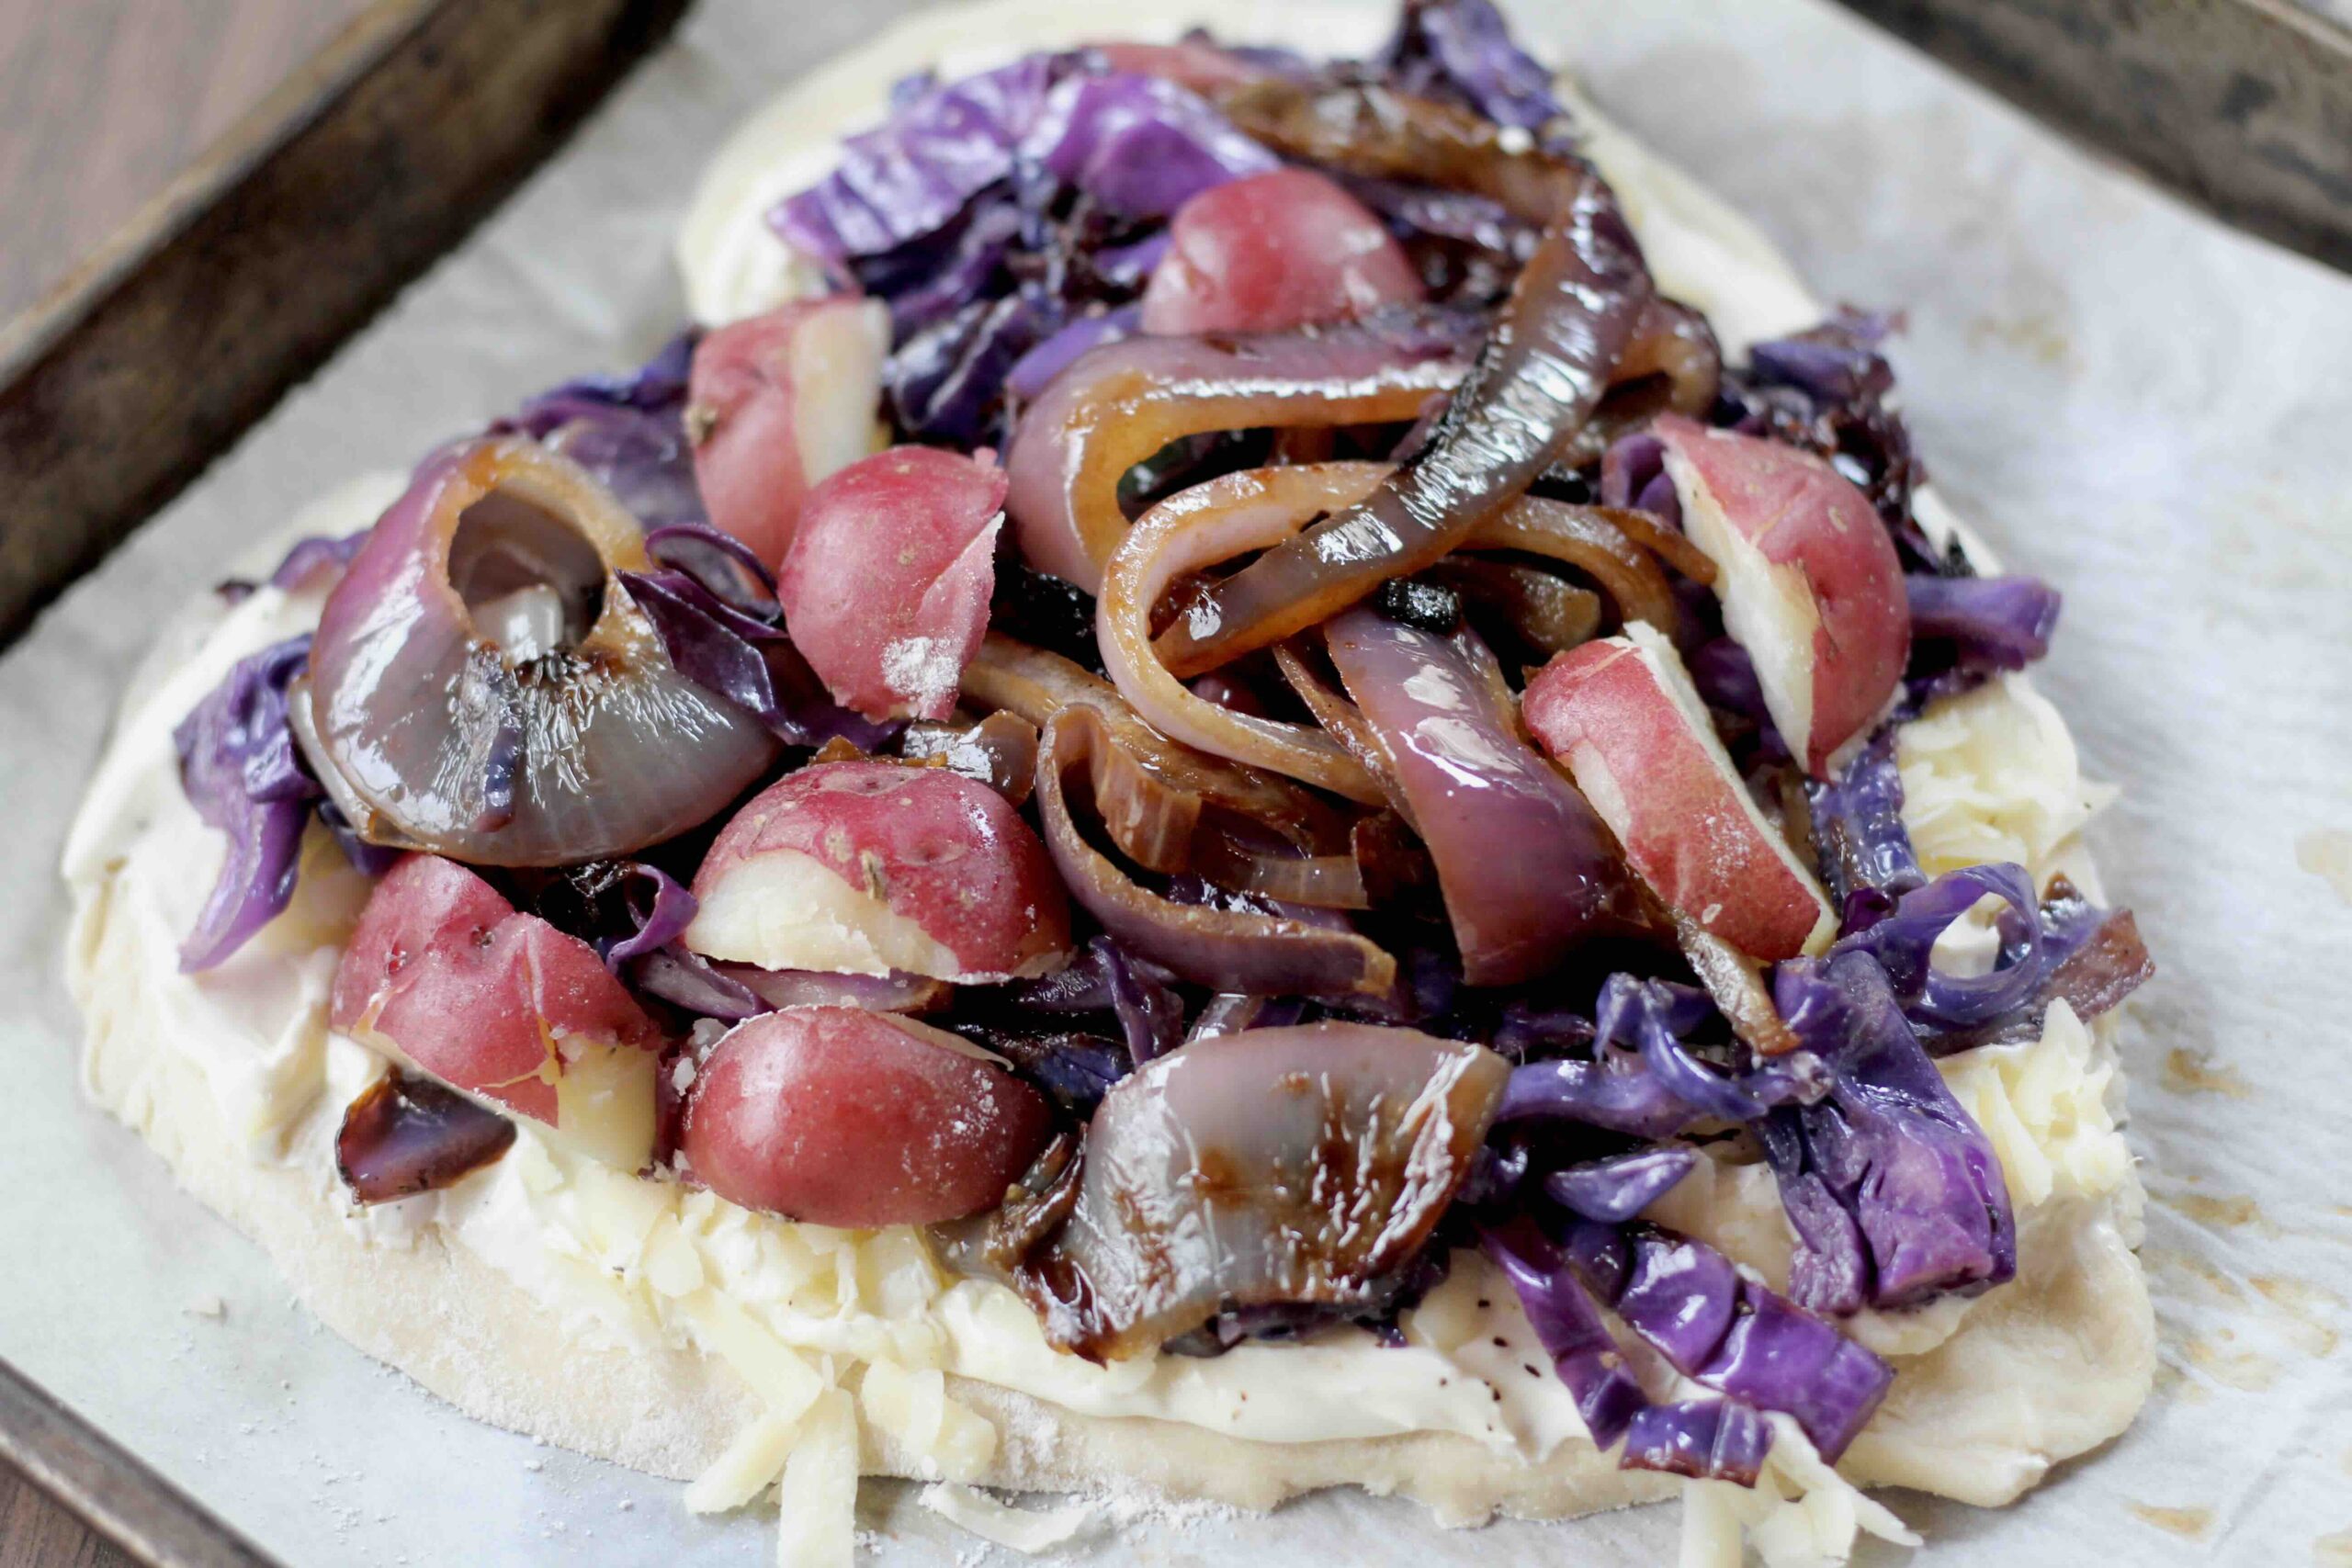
xmin=3 ymin=1 xmax=2347 ymax=1563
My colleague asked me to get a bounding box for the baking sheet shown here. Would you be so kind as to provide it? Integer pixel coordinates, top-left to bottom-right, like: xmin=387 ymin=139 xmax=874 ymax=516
xmin=3 ymin=0 xmax=2349 ymax=1563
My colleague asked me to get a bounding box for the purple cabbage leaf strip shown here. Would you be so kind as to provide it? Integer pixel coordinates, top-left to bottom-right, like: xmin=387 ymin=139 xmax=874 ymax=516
xmin=502 ymin=332 xmax=706 ymax=535
xmin=1544 ymin=1145 xmax=1701 ymax=1224
xmin=616 ymin=529 xmax=895 ymax=751
xmin=1764 ymin=950 xmax=2018 ymax=1314
xmin=1370 ymin=0 xmax=1576 ymax=146
xmin=1905 ymin=573 xmax=2061 ymax=676
xmin=1804 ymin=729 xmax=1923 ymax=919
xmin=1483 ymin=1218 xmax=1894 ymax=1481
xmin=1813 ymin=846 xmax=2154 ymax=1050
xmin=1559 ymin=1220 xmax=1894 ymax=1463
xmin=175 ymin=637 xmax=325 ymax=972
xmin=1493 ymin=975 xmax=1828 ymax=1139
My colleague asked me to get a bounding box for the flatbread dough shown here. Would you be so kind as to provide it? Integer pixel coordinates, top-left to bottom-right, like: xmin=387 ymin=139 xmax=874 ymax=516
xmin=61 ymin=0 xmax=2154 ymax=1557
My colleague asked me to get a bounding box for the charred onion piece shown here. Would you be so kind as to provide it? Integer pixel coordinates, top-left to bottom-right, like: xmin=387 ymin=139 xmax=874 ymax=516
xmin=1100 ymin=464 xmax=1394 ymax=804
xmin=1003 ymin=310 xmax=1478 ymax=592
xmin=998 ymin=1021 xmax=1509 ymax=1360
xmin=1035 ymin=705 xmax=1396 ymax=996
xmin=1152 ymin=85 xmax=1653 ymax=676
xmin=303 ymin=437 xmax=779 ymax=864
xmin=335 ymin=1070 xmax=517 ymax=1205
xmin=1325 ymin=609 xmax=1644 ymax=985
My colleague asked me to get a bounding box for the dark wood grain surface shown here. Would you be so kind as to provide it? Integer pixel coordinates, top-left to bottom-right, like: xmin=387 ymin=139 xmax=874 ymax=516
xmin=0 ymin=1 xmax=374 ymax=325
xmin=0 ymin=13 xmax=363 ymax=1560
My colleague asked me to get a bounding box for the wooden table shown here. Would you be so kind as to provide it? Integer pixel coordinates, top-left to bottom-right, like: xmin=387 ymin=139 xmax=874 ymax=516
xmin=0 ymin=0 xmax=372 ymax=324
xmin=0 ymin=6 xmax=374 ymax=1551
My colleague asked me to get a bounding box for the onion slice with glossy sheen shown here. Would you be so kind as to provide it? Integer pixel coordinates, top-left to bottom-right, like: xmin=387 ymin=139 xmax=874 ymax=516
xmin=1035 ymin=705 xmax=1395 ymax=998
xmin=1003 ymin=310 xmax=1480 ymax=592
xmin=304 ymin=437 xmax=779 ymax=864
xmin=1100 ymin=463 xmax=1395 ymax=804
xmin=1149 ymin=83 xmax=1655 ymax=676
xmin=1324 ymin=608 xmax=1645 ymax=985
xmin=994 ymin=1021 xmax=1509 ymax=1360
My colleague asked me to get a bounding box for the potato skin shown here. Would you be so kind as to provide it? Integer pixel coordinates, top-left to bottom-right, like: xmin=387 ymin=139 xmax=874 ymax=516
xmin=330 ymin=854 xmax=663 ymax=1129
xmin=1141 ymin=169 xmax=1423 ymax=336
xmin=688 ymin=760 xmax=1070 ymax=981
xmin=681 ymin=1007 xmax=1054 ymax=1227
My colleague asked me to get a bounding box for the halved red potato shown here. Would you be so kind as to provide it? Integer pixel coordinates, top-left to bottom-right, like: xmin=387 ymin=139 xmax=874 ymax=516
xmin=684 ymin=761 xmax=1070 ymax=982
xmin=686 ymin=296 xmax=889 ymax=569
xmin=775 ymin=446 xmax=1009 ymax=722
xmin=1653 ymin=413 xmax=1909 ymax=778
xmin=680 ymin=1007 xmax=1054 ymax=1227
xmin=1523 ymin=623 xmax=1835 ymax=961
xmin=1139 ymin=168 xmax=1424 ymax=337
xmin=330 ymin=854 xmax=665 ymax=1169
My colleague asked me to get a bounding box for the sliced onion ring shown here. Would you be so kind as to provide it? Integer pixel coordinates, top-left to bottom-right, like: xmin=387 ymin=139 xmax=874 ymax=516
xmin=1153 ymin=89 xmax=1654 ymax=677
xmin=1035 ymin=705 xmax=1396 ymax=997
xmin=1099 ymin=462 xmax=1395 ymax=805
xmin=1462 ymin=498 xmax=1681 ymax=632
xmin=1002 ymin=310 xmax=1478 ymax=592
xmin=304 ymin=437 xmax=779 ymax=864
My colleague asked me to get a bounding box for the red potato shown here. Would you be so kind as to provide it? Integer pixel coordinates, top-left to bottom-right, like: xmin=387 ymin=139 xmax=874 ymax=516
xmin=1138 ymin=168 xmax=1424 ymax=337
xmin=687 ymin=296 xmax=890 ymax=570
xmin=330 ymin=855 xmax=665 ymax=1170
xmin=1524 ymin=624 xmax=1835 ymax=961
xmin=775 ymin=447 xmax=1009 ymax=722
xmin=1653 ymin=413 xmax=1909 ymax=778
xmin=681 ymin=1007 xmax=1054 ymax=1227
xmin=684 ymin=761 xmax=1071 ymax=982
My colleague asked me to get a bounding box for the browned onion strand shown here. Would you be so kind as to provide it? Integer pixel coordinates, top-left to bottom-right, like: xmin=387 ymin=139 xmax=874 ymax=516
xmin=1616 ymin=299 xmax=1724 ymax=416
xmin=1421 ymin=557 xmax=1604 ymax=660
xmin=1270 ymin=639 xmax=1415 ymax=828
xmin=1098 ymin=465 xmax=1395 ymax=805
xmin=1150 ymin=149 xmax=1653 ymax=677
xmin=1002 ymin=313 xmax=1478 ymax=592
xmin=1034 ymin=705 xmax=1397 ymax=997
xmin=1676 ymin=916 xmax=1804 ymax=1057
xmin=1462 ymin=497 xmax=1679 ymax=632
xmin=900 ymin=710 xmax=1041 ymax=806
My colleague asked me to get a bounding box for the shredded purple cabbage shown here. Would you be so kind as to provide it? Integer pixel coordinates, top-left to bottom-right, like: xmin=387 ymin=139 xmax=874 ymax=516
xmin=1371 ymin=0 xmax=1576 ymax=146
xmin=1804 ymin=730 xmax=1924 ymax=919
xmin=503 ymin=333 xmax=704 ymax=535
xmin=1905 ymin=572 xmax=2061 ymax=674
xmin=174 ymin=637 xmax=323 ymax=971
xmin=1765 ymin=950 xmax=2018 ymax=1313
xmin=1544 ymin=1145 xmax=1699 ymax=1224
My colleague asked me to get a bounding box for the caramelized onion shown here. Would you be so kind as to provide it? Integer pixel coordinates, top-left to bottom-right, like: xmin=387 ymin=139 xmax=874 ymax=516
xmin=1100 ymin=463 xmax=1395 ymax=804
xmin=964 ymin=633 xmax=1352 ymax=863
xmin=1676 ymin=916 xmax=1803 ymax=1058
xmin=304 ymin=438 xmax=779 ymax=864
xmin=1462 ymin=498 xmax=1680 ymax=631
xmin=335 ymin=1070 xmax=516 ymax=1204
xmin=1422 ymin=557 xmax=1602 ymax=660
xmin=1152 ymin=86 xmax=1653 ymax=676
xmin=993 ymin=1021 xmax=1509 ymax=1359
xmin=1035 ymin=706 xmax=1395 ymax=997
xmin=1003 ymin=310 xmax=1479 ymax=591
xmin=900 ymin=710 xmax=1040 ymax=806
xmin=1325 ymin=608 xmax=1644 ymax=985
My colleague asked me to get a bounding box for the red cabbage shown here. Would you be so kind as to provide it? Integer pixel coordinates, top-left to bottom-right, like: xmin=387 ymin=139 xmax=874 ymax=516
xmin=1370 ymin=0 xmax=1575 ymax=146
xmin=1483 ymin=1225 xmax=1648 ymax=1450
xmin=1804 ymin=729 xmax=1924 ymax=919
xmin=503 ymin=333 xmax=704 ymax=535
xmin=1544 ymin=1145 xmax=1699 ymax=1224
xmin=1024 ymin=72 xmax=1278 ymax=219
xmin=1765 ymin=950 xmax=2018 ymax=1313
xmin=1621 ymin=1398 xmax=1770 ymax=1484
xmin=1905 ymin=572 xmax=2062 ymax=674
xmin=174 ymin=636 xmax=323 ymax=971
xmin=1496 ymin=976 xmax=1828 ymax=1138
